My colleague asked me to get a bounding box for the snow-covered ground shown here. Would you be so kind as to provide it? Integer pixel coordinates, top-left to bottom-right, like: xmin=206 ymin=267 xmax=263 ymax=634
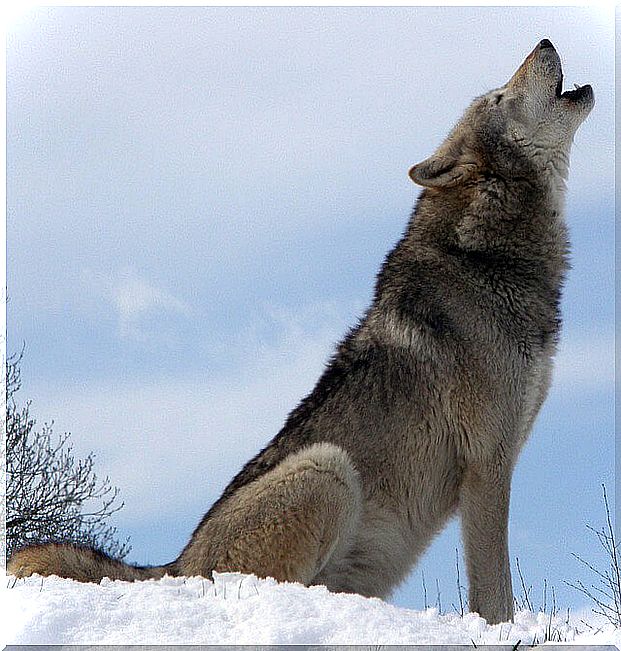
xmin=3 ymin=571 xmax=620 ymax=646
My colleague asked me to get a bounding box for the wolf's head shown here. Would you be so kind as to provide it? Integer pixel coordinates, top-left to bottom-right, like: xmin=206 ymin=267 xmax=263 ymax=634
xmin=409 ymin=39 xmax=594 ymax=189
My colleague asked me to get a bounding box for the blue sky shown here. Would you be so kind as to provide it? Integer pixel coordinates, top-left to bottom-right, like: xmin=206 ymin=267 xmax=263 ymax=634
xmin=7 ymin=6 xmax=614 ymax=614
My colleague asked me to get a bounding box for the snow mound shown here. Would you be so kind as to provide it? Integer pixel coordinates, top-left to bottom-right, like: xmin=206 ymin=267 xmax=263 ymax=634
xmin=2 ymin=571 xmax=619 ymax=645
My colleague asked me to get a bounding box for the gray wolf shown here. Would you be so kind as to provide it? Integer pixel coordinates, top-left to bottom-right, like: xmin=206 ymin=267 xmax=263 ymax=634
xmin=8 ymin=40 xmax=593 ymax=625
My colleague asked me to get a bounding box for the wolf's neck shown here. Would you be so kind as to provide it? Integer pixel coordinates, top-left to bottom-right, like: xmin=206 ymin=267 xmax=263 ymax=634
xmin=543 ymin=160 xmax=569 ymax=215
xmin=532 ymin=143 xmax=571 ymax=215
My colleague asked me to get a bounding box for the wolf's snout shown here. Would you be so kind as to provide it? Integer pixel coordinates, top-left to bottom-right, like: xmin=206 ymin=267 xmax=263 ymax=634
xmin=539 ymin=38 xmax=554 ymax=50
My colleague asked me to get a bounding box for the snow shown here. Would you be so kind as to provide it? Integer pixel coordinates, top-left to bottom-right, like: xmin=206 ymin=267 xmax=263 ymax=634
xmin=3 ymin=571 xmax=620 ymax=646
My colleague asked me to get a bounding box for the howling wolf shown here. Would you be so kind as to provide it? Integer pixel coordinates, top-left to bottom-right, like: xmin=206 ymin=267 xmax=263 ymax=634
xmin=8 ymin=40 xmax=593 ymax=625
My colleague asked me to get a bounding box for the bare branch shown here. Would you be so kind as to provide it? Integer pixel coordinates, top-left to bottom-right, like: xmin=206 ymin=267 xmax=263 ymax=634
xmin=6 ymin=354 xmax=131 ymax=561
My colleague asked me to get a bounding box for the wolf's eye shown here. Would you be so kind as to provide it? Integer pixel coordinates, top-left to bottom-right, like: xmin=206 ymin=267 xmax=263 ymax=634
xmin=494 ymin=94 xmax=504 ymax=105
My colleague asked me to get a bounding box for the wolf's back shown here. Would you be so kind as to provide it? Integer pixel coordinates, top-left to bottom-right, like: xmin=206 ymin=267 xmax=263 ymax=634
xmin=7 ymin=542 xmax=173 ymax=583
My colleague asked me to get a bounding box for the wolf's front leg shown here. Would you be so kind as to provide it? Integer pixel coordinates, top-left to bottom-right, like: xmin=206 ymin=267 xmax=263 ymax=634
xmin=460 ymin=462 xmax=514 ymax=624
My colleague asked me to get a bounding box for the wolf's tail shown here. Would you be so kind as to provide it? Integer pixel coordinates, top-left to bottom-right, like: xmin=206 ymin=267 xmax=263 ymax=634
xmin=7 ymin=542 xmax=176 ymax=583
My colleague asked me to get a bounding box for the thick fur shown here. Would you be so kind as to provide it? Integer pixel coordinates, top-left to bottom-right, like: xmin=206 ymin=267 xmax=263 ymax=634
xmin=8 ymin=40 xmax=593 ymax=625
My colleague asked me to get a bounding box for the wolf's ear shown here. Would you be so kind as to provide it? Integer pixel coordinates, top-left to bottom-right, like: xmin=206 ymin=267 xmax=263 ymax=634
xmin=409 ymin=132 xmax=479 ymax=188
xmin=408 ymin=154 xmax=475 ymax=188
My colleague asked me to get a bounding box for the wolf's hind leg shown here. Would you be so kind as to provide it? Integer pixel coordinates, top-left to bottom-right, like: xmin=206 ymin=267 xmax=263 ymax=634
xmin=178 ymin=442 xmax=362 ymax=586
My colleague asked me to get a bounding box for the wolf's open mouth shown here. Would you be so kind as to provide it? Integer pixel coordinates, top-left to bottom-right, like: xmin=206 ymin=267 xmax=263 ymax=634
xmin=555 ymin=73 xmax=592 ymax=101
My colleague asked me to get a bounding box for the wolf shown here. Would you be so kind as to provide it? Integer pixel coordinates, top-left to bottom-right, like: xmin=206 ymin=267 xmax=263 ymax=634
xmin=8 ymin=40 xmax=593 ymax=624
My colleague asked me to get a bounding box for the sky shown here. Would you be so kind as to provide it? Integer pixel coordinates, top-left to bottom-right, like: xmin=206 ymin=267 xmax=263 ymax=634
xmin=7 ymin=6 xmax=615 ymax=614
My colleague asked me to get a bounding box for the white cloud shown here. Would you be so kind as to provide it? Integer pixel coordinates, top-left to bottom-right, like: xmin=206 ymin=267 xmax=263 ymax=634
xmin=552 ymin=332 xmax=614 ymax=390
xmin=81 ymin=267 xmax=191 ymax=341
xmin=112 ymin=271 xmax=191 ymax=340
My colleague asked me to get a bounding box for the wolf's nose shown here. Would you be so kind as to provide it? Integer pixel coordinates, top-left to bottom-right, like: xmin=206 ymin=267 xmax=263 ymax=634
xmin=539 ymin=39 xmax=554 ymax=49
